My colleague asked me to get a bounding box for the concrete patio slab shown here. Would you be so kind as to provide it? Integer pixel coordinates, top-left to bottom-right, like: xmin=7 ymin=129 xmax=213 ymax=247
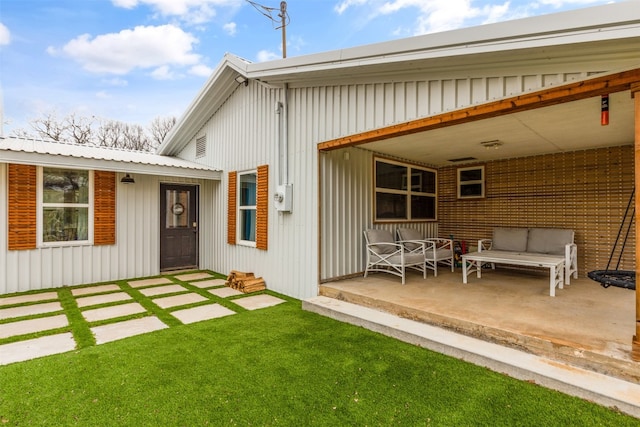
xmin=82 ymin=302 xmax=147 ymax=322
xmin=174 ymin=272 xmax=213 ymax=282
xmin=209 ymin=287 xmax=243 ymax=298
xmin=75 ymin=292 xmax=132 ymax=308
xmin=127 ymin=277 xmax=173 ymax=288
xmin=0 ymin=301 xmax=63 ymax=320
xmin=171 ymin=304 xmax=236 ymax=324
xmin=0 ymin=314 xmax=68 ymax=339
xmin=153 ymin=293 xmax=208 ymax=309
xmin=138 ymin=284 xmax=186 ymax=297
xmin=0 ymin=292 xmax=58 ymax=307
xmin=189 ymin=278 xmax=227 ymax=288
xmin=72 ymin=284 xmax=121 ymax=296
xmin=0 ymin=333 xmax=76 ymax=365
xmin=92 ymin=316 xmax=168 ymax=344
xmin=233 ymin=294 xmax=286 ymax=310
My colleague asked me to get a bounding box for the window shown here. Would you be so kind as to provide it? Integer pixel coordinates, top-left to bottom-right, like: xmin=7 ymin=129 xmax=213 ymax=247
xmin=238 ymin=171 xmax=257 ymax=244
xmin=457 ymin=165 xmax=485 ymax=199
xmin=40 ymin=167 xmax=93 ymax=244
xmin=227 ymin=166 xmax=268 ymax=250
xmin=374 ymin=158 xmax=436 ymax=221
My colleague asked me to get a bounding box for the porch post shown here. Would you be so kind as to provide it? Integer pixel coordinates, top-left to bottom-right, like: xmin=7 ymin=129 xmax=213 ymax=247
xmin=633 ymin=82 xmax=640 ymax=362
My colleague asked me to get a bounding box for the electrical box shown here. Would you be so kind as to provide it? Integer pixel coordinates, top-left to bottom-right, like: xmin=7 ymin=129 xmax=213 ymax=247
xmin=274 ymin=184 xmax=293 ymax=212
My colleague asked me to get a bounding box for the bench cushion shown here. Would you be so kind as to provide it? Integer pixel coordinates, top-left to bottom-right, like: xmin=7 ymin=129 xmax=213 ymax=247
xmin=527 ymin=228 xmax=573 ymax=255
xmin=492 ymin=227 xmax=528 ymax=252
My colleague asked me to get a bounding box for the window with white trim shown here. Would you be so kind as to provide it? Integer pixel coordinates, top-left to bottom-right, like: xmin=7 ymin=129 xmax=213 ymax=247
xmin=457 ymin=165 xmax=485 ymax=199
xmin=238 ymin=170 xmax=257 ymax=245
xmin=374 ymin=158 xmax=436 ymax=221
xmin=40 ymin=167 xmax=93 ymax=245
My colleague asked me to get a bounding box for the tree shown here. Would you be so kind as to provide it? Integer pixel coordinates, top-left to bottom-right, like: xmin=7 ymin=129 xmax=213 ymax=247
xmin=11 ymin=111 xmax=176 ymax=152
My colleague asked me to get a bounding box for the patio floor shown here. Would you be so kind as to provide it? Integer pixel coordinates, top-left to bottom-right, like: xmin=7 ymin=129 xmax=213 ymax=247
xmin=319 ymin=266 xmax=639 ymax=383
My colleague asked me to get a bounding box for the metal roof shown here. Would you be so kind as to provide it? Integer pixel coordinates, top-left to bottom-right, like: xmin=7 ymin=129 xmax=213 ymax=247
xmin=0 ymin=137 xmax=221 ymax=180
xmin=158 ymin=1 xmax=640 ymax=156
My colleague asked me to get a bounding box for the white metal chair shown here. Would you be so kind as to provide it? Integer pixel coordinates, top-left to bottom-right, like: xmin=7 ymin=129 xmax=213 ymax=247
xmin=363 ymin=229 xmax=427 ymax=284
xmin=397 ymin=228 xmax=454 ymax=277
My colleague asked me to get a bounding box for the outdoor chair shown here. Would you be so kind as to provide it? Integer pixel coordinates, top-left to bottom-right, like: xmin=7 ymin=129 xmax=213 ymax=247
xmin=363 ymin=229 xmax=427 ymax=284
xmin=397 ymin=228 xmax=455 ymax=277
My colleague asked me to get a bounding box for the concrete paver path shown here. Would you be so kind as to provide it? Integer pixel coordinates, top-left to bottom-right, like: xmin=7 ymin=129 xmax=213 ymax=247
xmin=0 ymin=271 xmax=286 ymax=366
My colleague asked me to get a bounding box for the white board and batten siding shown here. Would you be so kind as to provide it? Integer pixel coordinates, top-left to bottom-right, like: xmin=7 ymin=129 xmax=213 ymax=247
xmin=0 ymin=166 xmax=208 ymax=295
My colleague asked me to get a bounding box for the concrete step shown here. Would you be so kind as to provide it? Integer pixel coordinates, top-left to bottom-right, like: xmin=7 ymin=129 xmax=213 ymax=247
xmin=303 ymin=295 xmax=640 ymax=418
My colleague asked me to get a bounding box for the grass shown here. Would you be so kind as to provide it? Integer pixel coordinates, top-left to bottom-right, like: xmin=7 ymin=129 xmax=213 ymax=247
xmin=0 ymin=294 xmax=637 ymax=426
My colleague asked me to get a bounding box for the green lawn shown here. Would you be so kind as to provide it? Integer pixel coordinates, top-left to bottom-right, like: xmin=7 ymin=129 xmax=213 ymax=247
xmin=0 ymin=295 xmax=636 ymax=426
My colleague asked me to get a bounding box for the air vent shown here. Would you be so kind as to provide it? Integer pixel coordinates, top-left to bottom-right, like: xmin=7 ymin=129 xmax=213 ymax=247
xmin=447 ymin=157 xmax=477 ymax=163
xmin=196 ymin=135 xmax=206 ymax=158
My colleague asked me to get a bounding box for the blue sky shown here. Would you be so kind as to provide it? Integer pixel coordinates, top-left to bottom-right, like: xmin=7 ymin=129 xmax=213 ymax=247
xmin=0 ymin=0 xmax=625 ymax=135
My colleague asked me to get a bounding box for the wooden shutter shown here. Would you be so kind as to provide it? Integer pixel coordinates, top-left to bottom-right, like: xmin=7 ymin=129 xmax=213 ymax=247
xmin=8 ymin=164 xmax=37 ymax=250
xmin=94 ymin=171 xmax=116 ymax=245
xmin=227 ymin=171 xmax=237 ymax=245
xmin=256 ymin=165 xmax=269 ymax=250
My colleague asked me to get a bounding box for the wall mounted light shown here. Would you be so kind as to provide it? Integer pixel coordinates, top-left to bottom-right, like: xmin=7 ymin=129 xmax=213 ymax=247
xmin=121 ymin=174 xmax=135 ymax=184
xmin=235 ymin=75 xmax=248 ymax=86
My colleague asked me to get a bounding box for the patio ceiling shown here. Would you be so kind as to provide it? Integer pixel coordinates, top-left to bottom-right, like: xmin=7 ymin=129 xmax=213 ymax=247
xmin=363 ymin=91 xmax=634 ymax=167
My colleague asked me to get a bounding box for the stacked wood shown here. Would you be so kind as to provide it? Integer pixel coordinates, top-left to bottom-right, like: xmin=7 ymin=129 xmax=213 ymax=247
xmin=225 ymin=270 xmax=267 ymax=293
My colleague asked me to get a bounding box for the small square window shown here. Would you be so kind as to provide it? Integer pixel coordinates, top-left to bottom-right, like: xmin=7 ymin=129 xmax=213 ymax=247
xmin=457 ymin=165 xmax=485 ymax=199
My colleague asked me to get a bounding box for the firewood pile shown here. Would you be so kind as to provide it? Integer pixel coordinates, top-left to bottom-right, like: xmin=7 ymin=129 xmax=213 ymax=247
xmin=225 ymin=270 xmax=266 ymax=293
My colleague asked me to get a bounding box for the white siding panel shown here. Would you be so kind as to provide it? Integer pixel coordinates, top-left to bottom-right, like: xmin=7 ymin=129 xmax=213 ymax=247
xmin=0 ymin=167 xmax=208 ymax=295
xmin=319 ymin=148 xmax=438 ymax=281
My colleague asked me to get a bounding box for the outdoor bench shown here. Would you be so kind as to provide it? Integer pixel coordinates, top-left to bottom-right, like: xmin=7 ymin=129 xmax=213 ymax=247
xmin=461 ymin=227 xmax=578 ymax=296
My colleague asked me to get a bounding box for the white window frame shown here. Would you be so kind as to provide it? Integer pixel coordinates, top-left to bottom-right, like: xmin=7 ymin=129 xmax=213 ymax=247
xmin=237 ymin=170 xmax=257 ymax=247
xmin=374 ymin=157 xmax=437 ymax=222
xmin=457 ymin=165 xmax=485 ymax=199
xmin=37 ymin=167 xmax=94 ymax=247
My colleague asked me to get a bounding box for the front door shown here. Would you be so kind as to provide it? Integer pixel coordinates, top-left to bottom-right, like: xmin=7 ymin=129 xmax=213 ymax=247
xmin=160 ymin=184 xmax=198 ymax=271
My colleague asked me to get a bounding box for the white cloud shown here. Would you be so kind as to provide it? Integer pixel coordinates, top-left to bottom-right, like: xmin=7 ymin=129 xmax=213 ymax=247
xmin=50 ymin=25 xmax=202 ymax=75
xmin=0 ymin=23 xmax=10 ymax=46
xmin=256 ymin=49 xmax=279 ymax=62
xmin=102 ymin=77 xmax=129 ymax=87
xmin=96 ymin=91 xmax=112 ymax=99
xmin=112 ymin=0 xmax=241 ymax=24
xmin=335 ymin=0 xmax=369 ymax=14
xmin=190 ymin=64 xmax=213 ymax=76
xmin=150 ymin=65 xmax=176 ymax=80
xmin=223 ymin=22 xmax=237 ymax=36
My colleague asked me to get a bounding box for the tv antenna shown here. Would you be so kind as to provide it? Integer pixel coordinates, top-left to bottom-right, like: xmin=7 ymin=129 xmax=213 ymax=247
xmin=246 ymin=1 xmax=290 ymax=58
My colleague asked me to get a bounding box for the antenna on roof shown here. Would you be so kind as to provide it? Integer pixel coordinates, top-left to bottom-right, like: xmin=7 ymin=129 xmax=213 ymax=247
xmin=246 ymin=0 xmax=290 ymax=58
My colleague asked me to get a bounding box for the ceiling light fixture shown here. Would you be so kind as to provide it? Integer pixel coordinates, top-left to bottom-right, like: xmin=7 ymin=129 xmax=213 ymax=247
xmin=120 ymin=174 xmax=135 ymax=184
xmin=480 ymin=140 xmax=503 ymax=149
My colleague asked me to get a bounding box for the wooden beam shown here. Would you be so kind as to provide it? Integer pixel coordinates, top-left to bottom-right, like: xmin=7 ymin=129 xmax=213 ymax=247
xmin=633 ymin=82 xmax=640 ymax=362
xmin=318 ymin=68 xmax=640 ymax=151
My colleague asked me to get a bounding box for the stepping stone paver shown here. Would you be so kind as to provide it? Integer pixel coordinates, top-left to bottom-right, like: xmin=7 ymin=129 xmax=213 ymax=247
xmin=154 ymin=293 xmax=208 ymax=309
xmin=0 ymin=315 xmax=68 ymax=339
xmin=82 ymin=302 xmax=146 ymax=322
xmin=128 ymin=277 xmax=173 ymax=288
xmin=191 ymin=278 xmax=227 ymax=288
xmin=0 ymin=292 xmax=58 ymax=307
xmin=0 ymin=333 xmax=76 ymax=365
xmin=139 ymin=284 xmax=186 ymax=297
xmin=0 ymin=301 xmax=63 ymax=320
xmin=233 ymin=294 xmax=286 ymax=311
xmin=72 ymin=284 xmax=121 ymax=296
xmin=92 ymin=316 xmax=168 ymax=344
xmin=174 ymin=272 xmax=213 ymax=282
xmin=75 ymin=292 xmax=132 ymax=308
xmin=171 ymin=304 xmax=236 ymax=324
xmin=209 ymin=287 xmax=243 ymax=298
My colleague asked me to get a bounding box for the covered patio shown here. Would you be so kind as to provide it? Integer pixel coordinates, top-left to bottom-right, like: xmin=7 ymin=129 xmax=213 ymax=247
xmin=320 ymin=267 xmax=638 ymax=383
